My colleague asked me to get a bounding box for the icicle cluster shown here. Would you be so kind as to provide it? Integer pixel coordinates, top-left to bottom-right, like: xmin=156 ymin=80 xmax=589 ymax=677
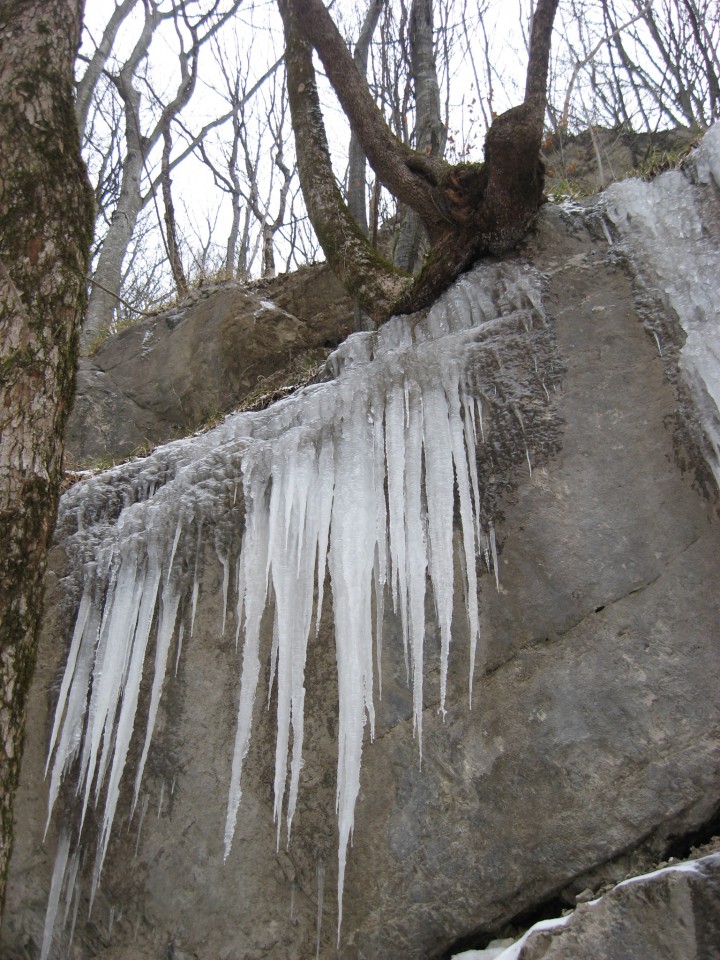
xmin=604 ymin=123 xmax=720 ymax=487
xmin=42 ymin=259 xmax=550 ymax=954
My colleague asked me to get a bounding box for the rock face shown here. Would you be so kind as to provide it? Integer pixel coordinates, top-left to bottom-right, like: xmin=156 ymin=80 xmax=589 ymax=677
xmin=497 ymin=854 xmax=720 ymax=960
xmin=2 ymin=186 xmax=720 ymax=959
xmin=66 ymin=264 xmax=354 ymax=466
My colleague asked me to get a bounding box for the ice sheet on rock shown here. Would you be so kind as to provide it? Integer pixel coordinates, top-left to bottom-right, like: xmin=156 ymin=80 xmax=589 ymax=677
xmin=604 ymin=122 xmax=720 ymax=487
xmin=43 ymin=258 xmax=550 ymax=947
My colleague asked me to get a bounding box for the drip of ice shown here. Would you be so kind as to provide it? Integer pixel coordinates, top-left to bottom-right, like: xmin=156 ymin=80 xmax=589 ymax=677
xmin=39 ymin=830 xmax=70 ymax=960
xmin=604 ymin=123 xmax=720 ymax=487
xmin=41 ymin=258 xmax=550 ymax=953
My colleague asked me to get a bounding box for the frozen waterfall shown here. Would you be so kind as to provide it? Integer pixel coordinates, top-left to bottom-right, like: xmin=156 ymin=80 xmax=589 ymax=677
xmin=604 ymin=124 xmax=720 ymax=487
xmin=41 ymin=258 xmax=555 ymax=954
xmin=38 ymin=123 xmax=720 ymax=958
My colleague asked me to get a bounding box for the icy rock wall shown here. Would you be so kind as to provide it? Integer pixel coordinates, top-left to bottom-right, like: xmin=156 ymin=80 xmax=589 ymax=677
xmin=41 ymin=259 xmax=560 ymax=955
xmin=604 ymin=123 xmax=720 ymax=487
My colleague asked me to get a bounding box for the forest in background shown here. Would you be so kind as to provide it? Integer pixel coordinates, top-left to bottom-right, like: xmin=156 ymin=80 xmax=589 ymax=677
xmin=79 ymin=0 xmax=720 ymax=346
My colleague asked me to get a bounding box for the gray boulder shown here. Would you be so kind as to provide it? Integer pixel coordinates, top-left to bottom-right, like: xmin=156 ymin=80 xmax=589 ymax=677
xmin=66 ymin=264 xmax=354 ymax=466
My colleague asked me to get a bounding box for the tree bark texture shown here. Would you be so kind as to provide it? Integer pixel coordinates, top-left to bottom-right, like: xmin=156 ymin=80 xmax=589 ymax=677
xmin=0 ymin=0 xmax=94 ymax=915
xmin=162 ymin=123 xmax=190 ymax=297
xmin=290 ymin=0 xmax=444 ymax=228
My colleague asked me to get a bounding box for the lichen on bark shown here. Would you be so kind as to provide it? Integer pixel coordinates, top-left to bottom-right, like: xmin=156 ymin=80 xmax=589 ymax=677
xmin=0 ymin=0 xmax=94 ymax=914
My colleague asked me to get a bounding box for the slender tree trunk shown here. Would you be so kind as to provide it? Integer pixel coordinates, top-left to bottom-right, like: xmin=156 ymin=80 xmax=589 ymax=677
xmin=75 ymin=0 xmax=140 ymax=132
xmin=262 ymin=223 xmax=276 ymax=279
xmin=0 ymin=0 xmax=94 ymax=915
xmin=394 ymin=0 xmax=447 ymax=272
xmin=161 ymin=123 xmax=189 ymax=297
xmin=347 ymin=0 xmax=385 ymax=234
xmin=225 ymin=108 xmax=244 ymax=278
xmin=81 ymin=80 xmax=144 ymax=349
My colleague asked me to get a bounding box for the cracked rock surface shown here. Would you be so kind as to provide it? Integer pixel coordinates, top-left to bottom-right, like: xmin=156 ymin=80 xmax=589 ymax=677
xmin=2 ymin=205 xmax=719 ymax=960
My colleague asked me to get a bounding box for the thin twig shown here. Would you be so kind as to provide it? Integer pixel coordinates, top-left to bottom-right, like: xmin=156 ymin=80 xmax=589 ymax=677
xmin=84 ymin=275 xmax=160 ymax=317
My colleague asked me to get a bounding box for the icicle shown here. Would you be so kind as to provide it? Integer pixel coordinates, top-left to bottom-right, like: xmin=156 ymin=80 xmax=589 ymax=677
xmin=421 ymin=384 xmax=455 ymax=717
xmin=224 ymin=466 xmax=271 ymax=859
xmin=268 ymin=611 xmax=279 ymax=707
xmin=68 ymin=882 xmax=81 ymax=952
xmin=403 ymin=383 xmax=427 ymax=752
xmin=489 ymin=524 xmax=500 ymax=590
xmin=385 ymin=382 xmax=410 ymax=680
xmin=167 ymin=516 xmax=183 ymax=585
xmin=219 ymin=548 xmax=230 ymax=636
xmin=174 ymin=622 xmax=184 ymax=677
xmin=40 ymin=829 xmax=71 ymax=960
xmin=134 ymin=794 xmax=149 ymax=859
xmin=43 ymin=255 xmax=558 ymax=946
xmin=316 ymin=861 xmax=325 ymax=957
xmin=44 ymin=583 xmax=92 ymax=778
xmin=132 ymin=581 xmax=181 ymax=813
xmin=91 ymin=542 xmax=163 ymax=895
xmin=190 ymin=521 xmax=203 ymax=637
xmin=446 ymin=377 xmax=480 ymax=704
xmin=61 ymin=847 xmax=80 ymax=930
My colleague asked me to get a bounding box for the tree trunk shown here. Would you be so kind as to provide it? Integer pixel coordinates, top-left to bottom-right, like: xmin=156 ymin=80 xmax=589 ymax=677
xmin=80 ymin=4 xmax=158 ymax=352
xmin=75 ymin=0 xmax=139 ymax=132
xmin=161 ymin=122 xmax=189 ymax=297
xmin=347 ymin=0 xmax=385 ymax=235
xmin=278 ymin=0 xmax=411 ymax=322
xmin=81 ymin=79 xmax=144 ymax=350
xmin=0 ymin=0 xmax=94 ymax=915
xmin=290 ymin=0 xmax=444 ymax=227
xmin=394 ymin=0 xmax=447 ymax=272
xmin=287 ymin=0 xmax=559 ymax=320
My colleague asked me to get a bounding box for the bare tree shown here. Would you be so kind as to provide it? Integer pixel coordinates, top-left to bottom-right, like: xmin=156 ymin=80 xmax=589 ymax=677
xmin=347 ymin=0 xmax=386 ymax=235
xmin=79 ymin=0 xmax=244 ymax=351
xmin=550 ymin=0 xmax=720 ymax=135
xmin=0 ymin=0 xmax=93 ymax=913
xmin=393 ymin=0 xmax=447 ymax=272
xmin=278 ymin=0 xmax=559 ymax=323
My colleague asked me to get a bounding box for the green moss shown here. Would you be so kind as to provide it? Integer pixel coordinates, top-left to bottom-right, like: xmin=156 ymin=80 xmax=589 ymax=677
xmin=633 ymin=140 xmax=700 ymax=180
xmin=0 ymin=346 xmax=38 ymax=385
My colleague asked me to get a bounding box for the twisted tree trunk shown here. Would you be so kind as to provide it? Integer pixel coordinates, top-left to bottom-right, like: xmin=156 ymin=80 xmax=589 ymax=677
xmin=0 ymin=0 xmax=94 ymax=915
xmin=283 ymin=0 xmax=559 ymax=321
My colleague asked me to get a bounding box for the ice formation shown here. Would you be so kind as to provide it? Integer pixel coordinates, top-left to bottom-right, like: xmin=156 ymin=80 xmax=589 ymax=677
xmin=40 ymin=258 xmax=552 ymax=955
xmin=38 ymin=124 xmax=720 ymax=957
xmin=604 ymin=123 xmax=720 ymax=487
